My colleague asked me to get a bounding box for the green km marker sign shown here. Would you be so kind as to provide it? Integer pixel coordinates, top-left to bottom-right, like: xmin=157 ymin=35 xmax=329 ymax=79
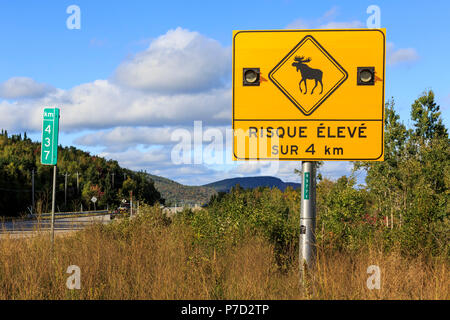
xmin=41 ymin=107 xmax=60 ymax=166
xmin=304 ymin=172 xmax=310 ymax=200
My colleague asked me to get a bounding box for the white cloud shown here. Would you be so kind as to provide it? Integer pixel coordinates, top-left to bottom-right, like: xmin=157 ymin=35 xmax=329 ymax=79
xmin=229 ymin=162 xmax=278 ymax=176
xmin=319 ymin=21 xmax=364 ymax=29
xmin=75 ymin=126 xmax=176 ymax=149
xmin=98 ymin=146 xmax=222 ymax=185
xmin=0 ymin=28 xmax=232 ymax=134
xmin=286 ymin=18 xmax=310 ymax=30
xmin=286 ymin=9 xmax=419 ymax=68
xmin=0 ymin=99 xmax=44 ymax=132
xmin=319 ymin=162 xmax=353 ymax=179
xmin=75 ymin=125 xmax=231 ymax=151
xmin=235 ymin=161 xmax=354 ymax=184
xmin=386 ymin=42 xmax=419 ymax=66
xmin=286 ymin=6 xmax=363 ymax=30
xmin=0 ymin=77 xmax=55 ymax=99
xmin=231 ymin=162 xmax=266 ymax=175
xmin=51 ymin=81 xmax=231 ymax=132
xmin=114 ymin=27 xmax=231 ymax=93
xmin=99 ymin=148 xmax=169 ymax=169
xmin=320 ymin=6 xmax=339 ymax=21
xmin=89 ymin=38 xmax=107 ymax=47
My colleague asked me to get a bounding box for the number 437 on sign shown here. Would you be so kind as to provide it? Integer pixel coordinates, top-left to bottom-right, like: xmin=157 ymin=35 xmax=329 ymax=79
xmin=41 ymin=107 xmax=60 ymax=166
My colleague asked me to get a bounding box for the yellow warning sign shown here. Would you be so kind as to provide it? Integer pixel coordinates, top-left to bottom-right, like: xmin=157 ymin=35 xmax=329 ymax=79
xmin=233 ymin=29 xmax=385 ymax=161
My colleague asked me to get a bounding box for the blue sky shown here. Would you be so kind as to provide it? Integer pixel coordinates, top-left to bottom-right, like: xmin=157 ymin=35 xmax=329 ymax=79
xmin=0 ymin=0 xmax=449 ymax=185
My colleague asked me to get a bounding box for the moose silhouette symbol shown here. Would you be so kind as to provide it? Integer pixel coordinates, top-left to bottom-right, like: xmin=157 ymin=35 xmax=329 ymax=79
xmin=292 ymin=56 xmax=323 ymax=95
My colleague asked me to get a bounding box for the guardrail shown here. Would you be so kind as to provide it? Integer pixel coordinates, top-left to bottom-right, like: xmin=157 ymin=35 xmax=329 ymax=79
xmin=31 ymin=210 xmax=109 ymax=219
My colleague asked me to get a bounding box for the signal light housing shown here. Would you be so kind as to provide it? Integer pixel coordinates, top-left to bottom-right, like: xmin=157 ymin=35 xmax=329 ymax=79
xmin=357 ymin=67 xmax=375 ymax=85
xmin=243 ymin=68 xmax=260 ymax=86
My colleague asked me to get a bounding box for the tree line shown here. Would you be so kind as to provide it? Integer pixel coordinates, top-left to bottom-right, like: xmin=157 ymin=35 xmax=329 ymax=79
xmin=0 ymin=133 xmax=163 ymax=217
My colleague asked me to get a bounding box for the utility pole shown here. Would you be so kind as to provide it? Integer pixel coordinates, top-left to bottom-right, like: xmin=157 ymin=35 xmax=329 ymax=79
xmin=111 ymin=172 xmax=115 ymax=189
xmin=31 ymin=169 xmax=35 ymax=215
xmin=299 ymin=161 xmax=316 ymax=280
xmin=130 ymin=190 xmax=133 ymax=217
xmin=64 ymin=172 xmax=68 ymax=208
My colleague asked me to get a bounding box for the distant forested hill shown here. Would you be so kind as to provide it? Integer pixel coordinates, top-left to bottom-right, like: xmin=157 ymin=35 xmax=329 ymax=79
xmin=145 ymin=175 xmax=301 ymax=206
xmin=0 ymin=131 xmax=162 ymax=217
xmin=203 ymin=176 xmax=301 ymax=193
xmin=146 ymin=174 xmax=217 ymax=206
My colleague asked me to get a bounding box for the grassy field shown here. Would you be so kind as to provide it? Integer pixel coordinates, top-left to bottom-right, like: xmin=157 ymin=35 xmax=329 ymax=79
xmin=0 ymin=205 xmax=448 ymax=300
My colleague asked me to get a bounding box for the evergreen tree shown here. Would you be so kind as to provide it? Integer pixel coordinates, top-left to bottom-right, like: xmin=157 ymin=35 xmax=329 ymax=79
xmin=411 ymin=90 xmax=448 ymax=141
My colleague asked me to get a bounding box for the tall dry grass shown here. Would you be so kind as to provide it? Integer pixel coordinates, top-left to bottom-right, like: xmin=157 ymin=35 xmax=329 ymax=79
xmin=0 ymin=208 xmax=448 ymax=300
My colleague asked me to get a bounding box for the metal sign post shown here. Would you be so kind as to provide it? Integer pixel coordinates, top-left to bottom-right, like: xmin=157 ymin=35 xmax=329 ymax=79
xmin=31 ymin=169 xmax=35 ymax=215
xmin=91 ymin=196 xmax=97 ymax=211
xmin=300 ymin=161 xmax=316 ymax=278
xmin=130 ymin=191 xmax=133 ymax=217
xmin=51 ymin=165 xmax=57 ymax=244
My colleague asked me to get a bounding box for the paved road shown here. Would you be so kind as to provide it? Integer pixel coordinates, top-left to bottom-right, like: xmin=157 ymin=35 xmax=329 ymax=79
xmin=0 ymin=214 xmax=112 ymax=238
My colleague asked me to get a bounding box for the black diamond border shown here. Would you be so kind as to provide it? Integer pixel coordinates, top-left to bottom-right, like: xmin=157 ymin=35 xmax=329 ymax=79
xmin=269 ymin=35 xmax=348 ymax=116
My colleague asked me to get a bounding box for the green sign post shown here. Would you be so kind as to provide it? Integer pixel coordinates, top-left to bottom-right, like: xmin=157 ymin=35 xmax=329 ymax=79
xmin=304 ymin=172 xmax=310 ymax=200
xmin=41 ymin=108 xmax=60 ymax=165
xmin=41 ymin=107 xmax=60 ymax=245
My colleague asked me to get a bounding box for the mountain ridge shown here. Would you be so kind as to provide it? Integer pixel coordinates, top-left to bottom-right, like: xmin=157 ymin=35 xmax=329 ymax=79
xmin=203 ymin=176 xmax=301 ymax=193
xmin=147 ymin=174 xmax=301 ymax=205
